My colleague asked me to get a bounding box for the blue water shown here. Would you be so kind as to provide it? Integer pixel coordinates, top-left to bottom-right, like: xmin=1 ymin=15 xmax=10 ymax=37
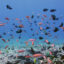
xmin=0 ymin=0 xmax=64 ymax=48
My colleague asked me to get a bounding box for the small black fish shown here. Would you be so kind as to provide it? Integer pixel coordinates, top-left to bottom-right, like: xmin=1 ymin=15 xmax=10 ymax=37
xmin=31 ymin=15 xmax=34 ymax=18
xmin=50 ymin=9 xmax=56 ymax=12
xmin=15 ymin=25 xmax=18 ymax=28
xmin=39 ymin=36 xmax=43 ymax=40
xmin=0 ymin=35 xmax=2 ymax=38
xmin=32 ymin=34 xmax=35 ymax=36
xmin=10 ymin=29 xmax=13 ymax=32
xmin=16 ymin=29 xmax=22 ymax=33
xmin=6 ymin=5 xmax=12 ymax=10
xmin=18 ymin=36 xmax=21 ymax=39
xmin=51 ymin=15 xmax=56 ymax=20
xmin=47 ymin=46 xmax=51 ymax=49
xmin=59 ymin=22 xmax=63 ymax=27
xmin=12 ymin=23 xmax=15 ymax=25
xmin=3 ymin=32 xmax=6 ymax=35
xmin=30 ymin=28 xmax=33 ymax=31
xmin=43 ymin=8 xmax=48 ymax=12
xmin=54 ymin=27 xmax=59 ymax=32
xmin=45 ymin=33 xmax=48 ymax=35
xmin=51 ymin=15 xmax=59 ymax=20
xmin=46 ymin=27 xmax=50 ymax=29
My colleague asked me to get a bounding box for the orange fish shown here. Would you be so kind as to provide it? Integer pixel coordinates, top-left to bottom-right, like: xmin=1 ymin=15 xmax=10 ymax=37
xmin=5 ymin=17 xmax=9 ymax=21
xmin=47 ymin=58 xmax=52 ymax=64
xmin=0 ymin=23 xmax=6 ymax=26
xmin=29 ymin=39 xmax=35 ymax=41
xmin=25 ymin=55 xmax=32 ymax=58
xmin=19 ymin=24 xmax=24 ymax=28
xmin=38 ymin=22 xmax=43 ymax=25
xmin=16 ymin=18 xmax=19 ymax=20
xmin=51 ymin=44 xmax=55 ymax=47
xmin=61 ymin=27 xmax=64 ymax=30
xmin=45 ymin=40 xmax=49 ymax=43
xmin=26 ymin=16 xmax=30 ymax=19
xmin=43 ymin=15 xmax=47 ymax=17
xmin=2 ymin=38 xmax=6 ymax=42
xmin=5 ymin=45 xmax=8 ymax=49
xmin=17 ymin=50 xmax=25 ymax=53
xmin=32 ymin=54 xmax=42 ymax=57
xmin=49 ymin=51 xmax=53 ymax=55
xmin=32 ymin=41 xmax=34 ymax=45
xmin=25 ymin=41 xmax=28 ymax=46
xmin=43 ymin=55 xmax=47 ymax=59
xmin=0 ymin=51 xmax=2 ymax=54
xmin=40 ymin=27 xmax=43 ymax=30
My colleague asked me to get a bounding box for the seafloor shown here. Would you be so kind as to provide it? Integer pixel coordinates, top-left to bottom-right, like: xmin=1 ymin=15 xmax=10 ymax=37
xmin=0 ymin=44 xmax=64 ymax=64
